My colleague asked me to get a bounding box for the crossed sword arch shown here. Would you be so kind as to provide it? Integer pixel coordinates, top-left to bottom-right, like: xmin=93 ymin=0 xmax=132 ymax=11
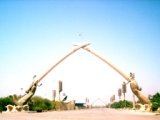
xmin=16 ymin=43 xmax=151 ymax=107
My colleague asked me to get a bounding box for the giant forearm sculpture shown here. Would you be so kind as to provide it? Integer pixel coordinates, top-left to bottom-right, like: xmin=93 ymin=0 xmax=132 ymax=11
xmin=13 ymin=43 xmax=90 ymax=107
xmin=81 ymin=46 xmax=151 ymax=105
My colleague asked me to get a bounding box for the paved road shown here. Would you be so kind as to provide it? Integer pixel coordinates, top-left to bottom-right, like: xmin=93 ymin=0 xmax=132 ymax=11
xmin=0 ymin=108 xmax=160 ymax=120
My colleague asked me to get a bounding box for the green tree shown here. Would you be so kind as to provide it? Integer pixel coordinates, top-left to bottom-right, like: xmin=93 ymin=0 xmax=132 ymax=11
xmin=150 ymin=92 xmax=160 ymax=111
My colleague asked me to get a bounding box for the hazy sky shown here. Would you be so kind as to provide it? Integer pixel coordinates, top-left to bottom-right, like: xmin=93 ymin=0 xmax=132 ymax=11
xmin=0 ymin=0 xmax=160 ymax=104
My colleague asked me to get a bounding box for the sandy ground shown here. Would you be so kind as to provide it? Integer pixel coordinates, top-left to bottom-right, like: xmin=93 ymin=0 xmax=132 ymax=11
xmin=0 ymin=108 xmax=160 ymax=120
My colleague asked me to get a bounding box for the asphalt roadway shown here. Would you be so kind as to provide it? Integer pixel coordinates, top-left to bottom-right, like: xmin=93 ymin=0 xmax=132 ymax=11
xmin=1 ymin=108 xmax=160 ymax=120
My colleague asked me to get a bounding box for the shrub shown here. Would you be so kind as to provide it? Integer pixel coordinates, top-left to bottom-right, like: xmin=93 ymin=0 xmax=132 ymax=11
xmin=111 ymin=100 xmax=133 ymax=108
xmin=29 ymin=96 xmax=54 ymax=111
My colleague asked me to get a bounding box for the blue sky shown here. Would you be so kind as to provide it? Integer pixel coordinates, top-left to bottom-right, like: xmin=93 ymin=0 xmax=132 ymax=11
xmin=0 ymin=0 xmax=160 ymax=104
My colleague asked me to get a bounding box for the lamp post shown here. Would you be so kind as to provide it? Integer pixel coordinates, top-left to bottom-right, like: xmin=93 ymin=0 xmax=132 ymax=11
xmin=53 ymin=90 xmax=56 ymax=102
xmin=118 ymin=88 xmax=122 ymax=100
xmin=58 ymin=80 xmax=62 ymax=101
xmin=122 ymin=82 xmax=127 ymax=108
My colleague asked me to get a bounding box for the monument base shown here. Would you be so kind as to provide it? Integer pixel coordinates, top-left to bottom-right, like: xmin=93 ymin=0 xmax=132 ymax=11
xmin=136 ymin=103 xmax=151 ymax=112
xmin=5 ymin=104 xmax=29 ymax=112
